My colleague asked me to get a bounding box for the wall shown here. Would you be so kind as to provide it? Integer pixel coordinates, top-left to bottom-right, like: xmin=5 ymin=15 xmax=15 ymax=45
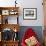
xmin=18 ymin=0 xmax=44 ymax=26
xmin=0 ymin=0 xmax=44 ymax=26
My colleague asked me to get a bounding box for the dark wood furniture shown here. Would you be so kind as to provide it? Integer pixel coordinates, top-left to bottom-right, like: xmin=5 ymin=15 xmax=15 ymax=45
xmin=0 ymin=7 xmax=19 ymax=46
xmin=0 ymin=41 xmax=2 ymax=46
xmin=2 ymin=40 xmax=19 ymax=46
xmin=0 ymin=7 xmax=19 ymax=24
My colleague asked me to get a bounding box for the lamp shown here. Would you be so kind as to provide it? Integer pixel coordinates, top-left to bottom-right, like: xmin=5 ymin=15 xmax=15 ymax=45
xmin=15 ymin=0 xmax=17 ymax=7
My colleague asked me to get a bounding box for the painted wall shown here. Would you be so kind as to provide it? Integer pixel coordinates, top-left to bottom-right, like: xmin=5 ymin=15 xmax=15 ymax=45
xmin=18 ymin=26 xmax=43 ymax=43
xmin=18 ymin=0 xmax=44 ymax=26
xmin=0 ymin=0 xmax=44 ymax=26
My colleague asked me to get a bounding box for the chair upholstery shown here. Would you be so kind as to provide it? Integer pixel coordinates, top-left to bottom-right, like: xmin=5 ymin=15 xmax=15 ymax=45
xmin=21 ymin=28 xmax=41 ymax=46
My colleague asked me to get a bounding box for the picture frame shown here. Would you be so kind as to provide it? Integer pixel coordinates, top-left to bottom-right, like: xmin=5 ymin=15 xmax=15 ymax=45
xmin=9 ymin=10 xmax=17 ymax=15
xmin=23 ymin=8 xmax=37 ymax=20
xmin=2 ymin=10 xmax=9 ymax=15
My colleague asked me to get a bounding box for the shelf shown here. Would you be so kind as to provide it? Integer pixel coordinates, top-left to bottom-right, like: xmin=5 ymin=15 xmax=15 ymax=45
xmin=0 ymin=24 xmax=20 ymax=32
xmin=0 ymin=7 xmax=19 ymax=46
xmin=0 ymin=7 xmax=19 ymax=24
xmin=2 ymin=40 xmax=19 ymax=43
xmin=2 ymin=40 xmax=19 ymax=46
xmin=0 ymin=7 xmax=19 ymax=10
xmin=0 ymin=7 xmax=19 ymax=16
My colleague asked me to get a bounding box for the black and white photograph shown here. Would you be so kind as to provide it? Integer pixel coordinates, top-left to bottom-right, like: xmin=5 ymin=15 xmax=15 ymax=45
xmin=23 ymin=8 xmax=37 ymax=20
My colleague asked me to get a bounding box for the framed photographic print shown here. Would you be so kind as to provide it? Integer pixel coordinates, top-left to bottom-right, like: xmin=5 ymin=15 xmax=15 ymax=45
xmin=2 ymin=10 xmax=9 ymax=15
xmin=23 ymin=8 xmax=37 ymax=20
xmin=9 ymin=9 xmax=17 ymax=15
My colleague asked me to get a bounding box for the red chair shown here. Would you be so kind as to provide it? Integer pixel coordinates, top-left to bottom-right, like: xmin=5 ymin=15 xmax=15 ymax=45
xmin=21 ymin=28 xmax=41 ymax=46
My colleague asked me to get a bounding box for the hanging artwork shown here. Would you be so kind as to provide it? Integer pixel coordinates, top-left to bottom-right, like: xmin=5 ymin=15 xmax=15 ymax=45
xmin=23 ymin=8 xmax=37 ymax=20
